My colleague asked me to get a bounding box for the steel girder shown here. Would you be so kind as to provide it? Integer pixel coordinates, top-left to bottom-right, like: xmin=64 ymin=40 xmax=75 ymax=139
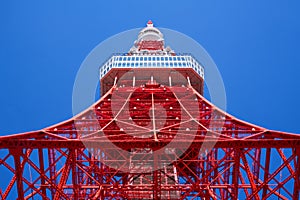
xmin=0 ymin=83 xmax=300 ymax=200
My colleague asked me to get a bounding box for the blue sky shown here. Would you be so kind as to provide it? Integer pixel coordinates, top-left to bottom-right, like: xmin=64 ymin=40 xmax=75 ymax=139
xmin=0 ymin=0 xmax=300 ymax=135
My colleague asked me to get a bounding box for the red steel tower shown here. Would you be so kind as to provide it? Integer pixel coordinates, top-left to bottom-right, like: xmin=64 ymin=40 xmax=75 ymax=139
xmin=0 ymin=21 xmax=300 ymax=199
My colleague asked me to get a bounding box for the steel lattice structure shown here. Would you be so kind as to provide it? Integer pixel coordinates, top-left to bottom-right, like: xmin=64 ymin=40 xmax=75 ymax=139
xmin=0 ymin=21 xmax=300 ymax=200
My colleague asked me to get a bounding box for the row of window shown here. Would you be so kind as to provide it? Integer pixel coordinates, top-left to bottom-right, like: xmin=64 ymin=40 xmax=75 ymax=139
xmin=114 ymin=56 xmax=189 ymax=62
xmin=142 ymin=29 xmax=160 ymax=34
xmin=100 ymin=56 xmax=204 ymax=78
xmin=115 ymin=62 xmax=189 ymax=68
xmin=100 ymin=62 xmax=203 ymax=70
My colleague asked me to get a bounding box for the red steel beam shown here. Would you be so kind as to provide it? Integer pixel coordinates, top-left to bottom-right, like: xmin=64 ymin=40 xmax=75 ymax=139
xmin=38 ymin=148 xmax=47 ymax=198
xmin=241 ymin=153 xmax=259 ymax=200
xmin=1 ymin=138 xmax=300 ymax=149
xmin=294 ymin=148 xmax=300 ymax=199
xmin=262 ymin=148 xmax=271 ymax=198
xmin=10 ymin=149 xmax=24 ymax=200
xmin=248 ymin=152 xmax=296 ymax=199
xmin=232 ymin=148 xmax=240 ymax=200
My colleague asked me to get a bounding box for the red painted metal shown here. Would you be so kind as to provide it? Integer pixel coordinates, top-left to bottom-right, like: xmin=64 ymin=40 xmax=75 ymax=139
xmin=0 ymin=21 xmax=300 ymax=199
xmin=0 ymin=79 xmax=299 ymax=199
xmin=138 ymin=40 xmax=164 ymax=51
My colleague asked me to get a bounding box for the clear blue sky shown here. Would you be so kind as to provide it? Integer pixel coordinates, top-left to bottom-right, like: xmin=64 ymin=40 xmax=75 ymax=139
xmin=0 ymin=0 xmax=299 ymax=135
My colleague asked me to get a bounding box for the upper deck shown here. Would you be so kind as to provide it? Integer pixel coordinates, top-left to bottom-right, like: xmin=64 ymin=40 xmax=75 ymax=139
xmin=99 ymin=21 xmax=205 ymax=96
xmin=99 ymin=53 xmax=204 ymax=80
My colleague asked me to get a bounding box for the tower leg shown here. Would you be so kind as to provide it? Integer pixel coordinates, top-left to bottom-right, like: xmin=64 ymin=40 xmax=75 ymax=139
xmin=11 ymin=149 xmax=24 ymax=200
xmin=293 ymin=148 xmax=300 ymax=199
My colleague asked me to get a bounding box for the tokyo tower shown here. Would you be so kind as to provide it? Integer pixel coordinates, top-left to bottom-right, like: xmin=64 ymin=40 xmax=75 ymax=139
xmin=0 ymin=20 xmax=299 ymax=199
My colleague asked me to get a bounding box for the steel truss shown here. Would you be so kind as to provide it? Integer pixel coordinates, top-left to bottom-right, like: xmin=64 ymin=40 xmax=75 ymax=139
xmin=0 ymin=82 xmax=300 ymax=199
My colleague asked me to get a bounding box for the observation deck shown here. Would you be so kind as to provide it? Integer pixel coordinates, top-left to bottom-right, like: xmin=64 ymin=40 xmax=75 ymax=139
xmin=99 ymin=20 xmax=205 ymax=96
xmin=99 ymin=53 xmax=204 ymax=96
